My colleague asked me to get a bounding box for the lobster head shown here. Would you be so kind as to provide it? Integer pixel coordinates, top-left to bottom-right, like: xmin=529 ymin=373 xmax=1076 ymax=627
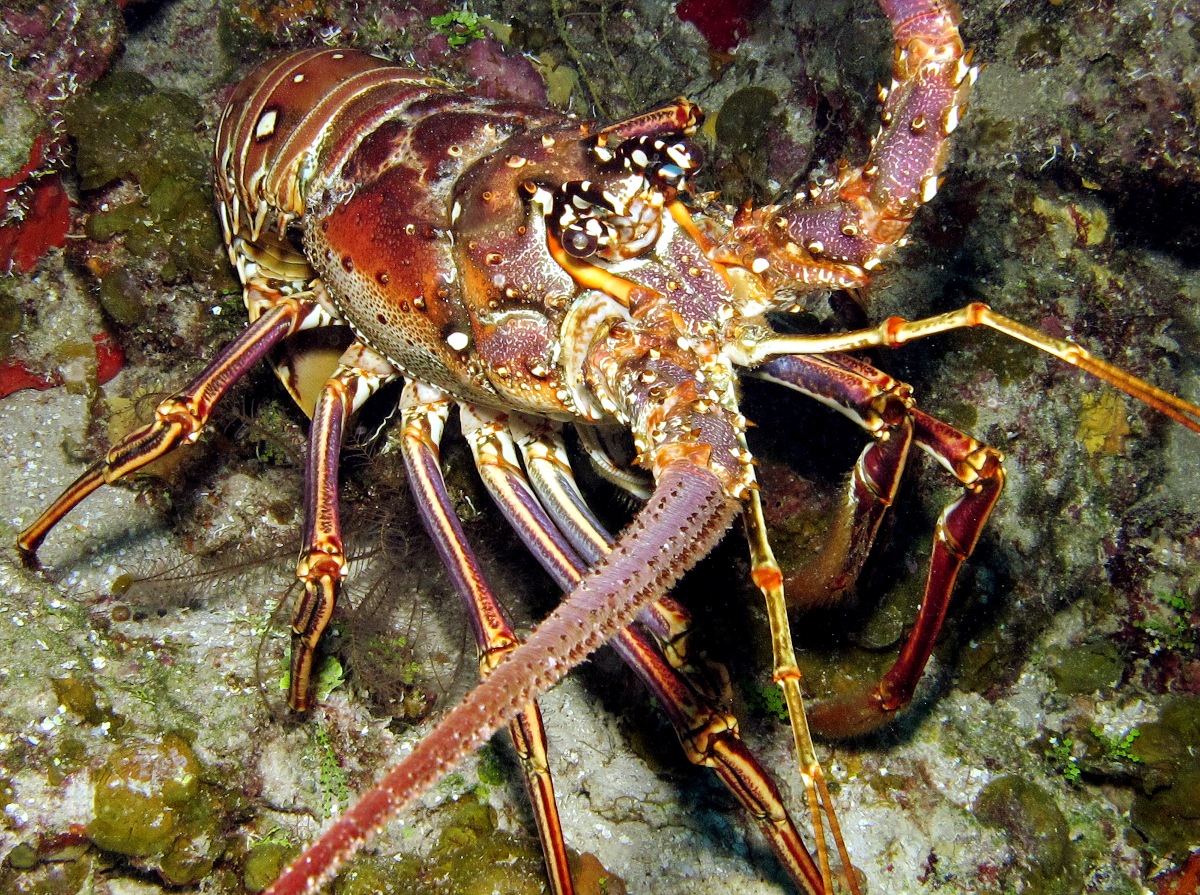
xmin=296 ymin=69 xmax=761 ymax=497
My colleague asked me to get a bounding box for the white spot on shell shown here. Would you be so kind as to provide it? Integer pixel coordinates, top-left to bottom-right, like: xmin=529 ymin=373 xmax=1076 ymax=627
xmin=292 ymin=73 xmax=305 ymax=83
xmin=666 ymin=144 xmax=692 ymax=168
xmin=446 ymin=331 xmax=470 ymax=351
xmin=750 ymin=258 xmax=770 ymax=274
xmin=921 ymin=175 xmax=939 ymax=203
xmin=254 ymin=109 xmax=277 ymax=140
xmin=945 ymin=104 xmax=960 ymax=134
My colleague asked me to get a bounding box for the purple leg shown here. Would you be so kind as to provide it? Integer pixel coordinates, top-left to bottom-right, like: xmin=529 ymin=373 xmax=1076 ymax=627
xmin=290 ymin=341 xmax=397 ymax=711
xmin=460 ymin=405 xmax=827 ymax=895
xmin=755 ymin=353 xmax=1004 ymax=737
xmin=753 ymin=353 xmax=915 ymax=607
xmin=19 ymin=297 xmax=325 ymax=557
xmin=264 ymin=454 xmax=737 ymax=895
xmin=398 ymin=383 xmax=576 ymax=895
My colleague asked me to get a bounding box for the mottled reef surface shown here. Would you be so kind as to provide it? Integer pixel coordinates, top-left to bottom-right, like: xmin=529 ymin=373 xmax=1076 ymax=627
xmin=1 ymin=0 xmax=1199 ymax=893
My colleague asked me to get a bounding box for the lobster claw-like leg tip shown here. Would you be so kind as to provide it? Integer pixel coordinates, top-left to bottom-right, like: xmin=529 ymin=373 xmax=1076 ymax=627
xmin=15 ymin=544 xmax=42 ymax=571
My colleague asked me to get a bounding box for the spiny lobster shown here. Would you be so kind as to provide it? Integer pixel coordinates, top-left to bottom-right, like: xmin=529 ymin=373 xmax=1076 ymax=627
xmin=17 ymin=0 xmax=1200 ymax=892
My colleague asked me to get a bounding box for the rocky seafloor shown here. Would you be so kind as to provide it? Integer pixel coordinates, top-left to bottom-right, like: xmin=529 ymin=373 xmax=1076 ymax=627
xmin=0 ymin=0 xmax=1198 ymax=893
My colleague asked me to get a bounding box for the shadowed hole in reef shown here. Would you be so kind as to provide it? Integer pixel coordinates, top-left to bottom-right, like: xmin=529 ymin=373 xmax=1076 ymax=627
xmin=1104 ymin=175 xmax=1200 ymax=262
xmin=731 ymin=368 xmax=1019 ymax=729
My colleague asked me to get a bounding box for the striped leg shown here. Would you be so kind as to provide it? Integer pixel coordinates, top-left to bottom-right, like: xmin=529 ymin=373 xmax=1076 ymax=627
xmin=753 ymin=353 xmax=1004 ymax=738
xmin=460 ymin=405 xmax=827 ymax=895
xmin=19 ymin=295 xmax=328 ymax=558
xmin=511 ymin=418 xmax=711 ymax=690
xmin=289 ymin=341 xmax=397 ymax=711
xmin=509 ymin=416 xmax=857 ymax=895
xmin=751 ymin=353 xmax=916 ymax=606
xmin=399 ymin=384 xmax=575 ymax=895
xmin=739 ymin=485 xmax=855 ymax=895
xmin=737 ymin=304 xmax=1200 ymax=434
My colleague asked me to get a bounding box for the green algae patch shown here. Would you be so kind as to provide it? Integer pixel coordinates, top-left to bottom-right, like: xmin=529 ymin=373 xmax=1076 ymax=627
xmin=0 ymin=847 xmax=97 ymax=895
xmin=323 ymin=789 xmax=627 ymax=895
xmin=65 ymin=72 xmax=205 ymax=194
xmin=1047 ymin=640 xmax=1125 ymax=695
xmin=244 ymin=840 xmax=300 ymax=892
xmin=1129 ymin=696 xmax=1200 ymax=859
xmin=713 ymin=86 xmax=781 ymax=205
xmin=427 ymin=829 xmax=555 ymax=895
xmin=6 ymin=842 xmax=38 ymax=870
xmin=49 ymin=674 xmax=118 ymax=727
xmin=426 ymin=792 xmax=627 ymax=895
xmin=63 ymin=70 xmax=223 ymax=291
xmin=974 ymin=775 xmax=1079 ymax=894
xmin=332 ymin=854 xmax=422 ymax=895
xmin=88 ymin=733 xmax=225 ymax=885
xmin=0 ymin=279 xmax=24 ymax=361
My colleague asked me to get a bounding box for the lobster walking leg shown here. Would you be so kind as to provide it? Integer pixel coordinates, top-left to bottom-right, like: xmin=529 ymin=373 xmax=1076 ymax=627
xmin=498 ymin=413 xmax=854 ymax=891
xmin=612 ymin=625 xmax=827 ymax=895
xmin=737 ymin=304 xmax=1200 ymax=433
xmin=574 ymin=426 xmax=653 ymax=500
xmin=740 ymin=486 xmax=857 ymax=895
xmin=459 ymin=406 xmax=826 ymax=895
xmin=857 ymin=408 xmax=1004 ymax=715
xmin=752 ymin=354 xmax=916 ymax=606
xmin=290 ymin=341 xmax=398 ymax=711
xmin=264 ymin=460 xmax=739 ymax=895
xmin=399 ymin=385 xmax=574 ymax=895
xmin=755 ymin=353 xmax=1004 ymax=737
xmin=512 ymin=419 xmax=709 ymax=685
xmin=18 ymin=297 xmax=325 ymax=558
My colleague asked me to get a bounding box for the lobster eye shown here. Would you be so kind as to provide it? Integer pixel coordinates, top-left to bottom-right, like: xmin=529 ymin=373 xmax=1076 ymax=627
xmin=655 ymin=163 xmax=685 ymax=185
xmin=563 ymin=225 xmax=598 ymax=258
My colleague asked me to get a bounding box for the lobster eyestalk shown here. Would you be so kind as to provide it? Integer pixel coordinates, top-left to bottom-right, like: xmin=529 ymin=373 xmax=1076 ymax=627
xmin=265 ymin=458 xmax=740 ymax=895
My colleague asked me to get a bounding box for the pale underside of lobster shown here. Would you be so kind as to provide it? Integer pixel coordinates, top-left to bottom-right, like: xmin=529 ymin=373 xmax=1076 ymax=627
xmin=17 ymin=0 xmax=1200 ymax=892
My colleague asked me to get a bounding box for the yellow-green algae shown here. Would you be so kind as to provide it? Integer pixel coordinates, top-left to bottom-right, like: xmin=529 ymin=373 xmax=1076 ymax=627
xmin=49 ymin=674 xmax=118 ymax=728
xmin=63 ymin=70 xmax=225 ymax=313
xmin=0 ymin=849 xmax=97 ymax=895
xmin=973 ymin=775 xmax=1079 ymax=894
xmin=1129 ymin=696 xmax=1200 ymax=859
xmin=1046 ymin=640 xmax=1125 ymax=695
xmin=325 ymin=789 xmax=627 ymax=895
xmin=0 ymin=279 xmax=24 ymax=361
xmin=88 ymin=733 xmax=226 ymax=885
xmin=244 ymin=840 xmax=299 ymax=893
